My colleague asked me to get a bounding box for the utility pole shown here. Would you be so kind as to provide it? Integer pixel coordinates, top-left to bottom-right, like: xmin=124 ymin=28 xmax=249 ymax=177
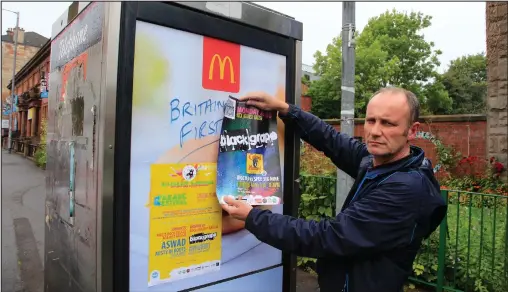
xmin=3 ymin=8 xmax=20 ymax=154
xmin=336 ymin=2 xmax=356 ymax=215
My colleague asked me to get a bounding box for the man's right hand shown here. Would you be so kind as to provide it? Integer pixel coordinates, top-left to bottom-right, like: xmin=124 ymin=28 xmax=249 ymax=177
xmin=239 ymin=91 xmax=290 ymax=115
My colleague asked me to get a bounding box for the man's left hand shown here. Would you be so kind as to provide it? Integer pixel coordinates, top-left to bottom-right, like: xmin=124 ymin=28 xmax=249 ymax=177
xmin=221 ymin=196 xmax=253 ymax=221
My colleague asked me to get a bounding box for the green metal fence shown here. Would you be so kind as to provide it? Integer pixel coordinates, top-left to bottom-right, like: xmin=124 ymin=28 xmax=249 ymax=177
xmin=410 ymin=190 xmax=508 ymax=292
xmin=298 ymin=175 xmax=508 ymax=292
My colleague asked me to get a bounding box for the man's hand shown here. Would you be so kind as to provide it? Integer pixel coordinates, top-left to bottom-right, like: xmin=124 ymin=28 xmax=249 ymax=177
xmin=221 ymin=196 xmax=253 ymax=221
xmin=239 ymin=92 xmax=290 ymax=115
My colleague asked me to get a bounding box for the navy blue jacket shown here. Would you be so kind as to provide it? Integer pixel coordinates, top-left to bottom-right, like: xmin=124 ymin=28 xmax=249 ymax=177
xmin=245 ymin=104 xmax=447 ymax=292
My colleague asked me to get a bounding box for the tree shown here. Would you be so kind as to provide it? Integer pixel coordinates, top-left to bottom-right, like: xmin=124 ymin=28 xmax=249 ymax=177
xmin=307 ymin=9 xmax=446 ymax=118
xmin=421 ymin=75 xmax=453 ymax=115
xmin=306 ymin=37 xmax=343 ymax=118
xmin=441 ymin=53 xmax=487 ymax=114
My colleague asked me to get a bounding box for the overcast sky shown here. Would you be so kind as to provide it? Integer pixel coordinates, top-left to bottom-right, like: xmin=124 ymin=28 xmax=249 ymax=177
xmin=2 ymin=2 xmax=486 ymax=73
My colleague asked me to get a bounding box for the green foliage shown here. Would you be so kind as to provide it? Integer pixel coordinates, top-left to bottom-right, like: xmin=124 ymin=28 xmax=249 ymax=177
xmin=440 ymin=153 xmax=507 ymax=199
xmin=301 ymin=75 xmax=311 ymax=87
xmin=422 ymin=75 xmax=453 ymax=115
xmin=300 ymin=144 xmax=337 ymax=176
xmin=34 ymin=119 xmax=47 ymax=168
xmin=296 ymin=175 xmax=336 ymax=269
xmin=306 ymin=10 xmax=487 ymax=118
xmin=308 ymin=9 xmax=443 ymax=118
xmin=441 ymin=53 xmax=487 ymax=114
xmin=434 ymin=136 xmax=462 ymax=175
xmin=307 ymin=37 xmax=343 ymax=118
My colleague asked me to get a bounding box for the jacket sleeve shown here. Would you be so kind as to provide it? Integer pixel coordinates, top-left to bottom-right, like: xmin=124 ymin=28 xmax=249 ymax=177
xmin=245 ymin=175 xmax=422 ymax=258
xmin=279 ymin=104 xmax=368 ymax=177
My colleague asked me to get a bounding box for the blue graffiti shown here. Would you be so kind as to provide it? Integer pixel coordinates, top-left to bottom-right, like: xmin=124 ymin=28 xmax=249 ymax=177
xmin=170 ymin=97 xmax=226 ymax=147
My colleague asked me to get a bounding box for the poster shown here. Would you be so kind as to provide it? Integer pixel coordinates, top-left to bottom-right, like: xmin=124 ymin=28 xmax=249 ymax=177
xmin=129 ymin=20 xmax=287 ymax=291
xmin=217 ymin=96 xmax=282 ymax=205
xmin=148 ymin=163 xmax=222 ymax=286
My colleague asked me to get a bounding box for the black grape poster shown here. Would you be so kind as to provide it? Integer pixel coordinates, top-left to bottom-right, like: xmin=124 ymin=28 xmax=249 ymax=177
xmin=216 ymin=96 xmax=282 ymax=205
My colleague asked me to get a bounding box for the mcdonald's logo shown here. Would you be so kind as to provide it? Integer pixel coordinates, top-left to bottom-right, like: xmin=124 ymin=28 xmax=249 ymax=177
xmin=202 ymin=37 xmax=240 ymax=93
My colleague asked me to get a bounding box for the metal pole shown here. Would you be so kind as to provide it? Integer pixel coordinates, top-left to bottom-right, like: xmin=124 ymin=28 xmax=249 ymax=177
xmin=336 ymin=2 xmax=356 ymax=215
xmin=5 ymin=10 xmax=19 ymax=154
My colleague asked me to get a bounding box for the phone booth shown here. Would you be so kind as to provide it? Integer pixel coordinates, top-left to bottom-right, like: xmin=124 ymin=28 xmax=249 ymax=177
xmin=44 ymin=2 xmax=303 ymax=291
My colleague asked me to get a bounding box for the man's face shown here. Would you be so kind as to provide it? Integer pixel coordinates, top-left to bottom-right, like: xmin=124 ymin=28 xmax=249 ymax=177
xmin=364 ymin=91 xmax=419 ymax=160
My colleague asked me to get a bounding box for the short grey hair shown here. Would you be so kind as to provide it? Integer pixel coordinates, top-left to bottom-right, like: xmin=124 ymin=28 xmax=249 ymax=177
xmin=371 ymin=87 xmax=420 ymax=124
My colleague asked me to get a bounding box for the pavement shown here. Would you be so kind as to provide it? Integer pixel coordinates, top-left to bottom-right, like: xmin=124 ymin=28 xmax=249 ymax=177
xmin=2 ymin=150 xmax=45 ymax=292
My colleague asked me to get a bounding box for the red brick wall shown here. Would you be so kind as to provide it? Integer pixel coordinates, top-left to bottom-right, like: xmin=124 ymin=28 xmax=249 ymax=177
xmin=300 ymin=83 xmax=312 ymax=112
xmin=302 ymin=115 xmax=487 ymax=180
xmin=301 ymin=96 xmax=312 ymax=112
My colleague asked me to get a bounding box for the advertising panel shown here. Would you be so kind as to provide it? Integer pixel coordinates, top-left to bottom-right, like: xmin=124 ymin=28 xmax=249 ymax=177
xmin=129 ymin=20 xmax=287 ymax=291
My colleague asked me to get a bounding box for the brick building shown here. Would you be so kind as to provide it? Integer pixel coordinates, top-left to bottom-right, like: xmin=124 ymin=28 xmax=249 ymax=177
xmin=5 ymin=39 xmax=50 ymax=154
xmin=1 ymin=27 xmax=47 ymax=121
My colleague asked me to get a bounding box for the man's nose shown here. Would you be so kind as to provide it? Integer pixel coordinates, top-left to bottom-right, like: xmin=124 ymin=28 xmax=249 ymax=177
xmin=370 ymin=122 xmax=382 ymax=136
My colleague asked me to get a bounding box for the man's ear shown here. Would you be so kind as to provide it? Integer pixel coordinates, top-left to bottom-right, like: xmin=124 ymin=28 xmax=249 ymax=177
xmin=407 ymin=122 xmax=420 ymax=141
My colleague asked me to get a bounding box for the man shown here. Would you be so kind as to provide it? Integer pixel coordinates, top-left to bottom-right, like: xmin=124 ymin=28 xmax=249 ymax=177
xmin=221 ymin=87 xmax=447 ymax=292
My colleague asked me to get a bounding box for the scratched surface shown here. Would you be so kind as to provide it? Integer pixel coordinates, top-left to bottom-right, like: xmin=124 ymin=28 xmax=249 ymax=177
xmin=44 ymin=3 xmax=104 ymax=291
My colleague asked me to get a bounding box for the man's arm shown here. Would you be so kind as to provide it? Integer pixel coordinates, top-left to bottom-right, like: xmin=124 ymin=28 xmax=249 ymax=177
xmin=244 ymin=174 xmax=422 ymax=258
xmin=279 ymin=104 xmax=368 ymax=177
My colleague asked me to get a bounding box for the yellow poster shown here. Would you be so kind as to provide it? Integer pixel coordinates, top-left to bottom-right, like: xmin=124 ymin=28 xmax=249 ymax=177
xmin=28 ymin=108 xmax=35 ymax=120
xmin=148 ymin=163 xmax=222 ymax=286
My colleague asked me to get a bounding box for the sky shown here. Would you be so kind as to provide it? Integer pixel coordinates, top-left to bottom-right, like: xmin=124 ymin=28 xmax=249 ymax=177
xmin=1 ymin=2 xmax=486 ymax=73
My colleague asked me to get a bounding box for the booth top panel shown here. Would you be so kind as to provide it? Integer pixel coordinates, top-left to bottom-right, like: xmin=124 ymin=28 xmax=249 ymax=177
xmin=51 ymin=1 xmax=91 ymax=39
xmin=52 ymin=2 xmax=303 ymax=41
xmin=175 ymin=2 xmax=303 ymax=41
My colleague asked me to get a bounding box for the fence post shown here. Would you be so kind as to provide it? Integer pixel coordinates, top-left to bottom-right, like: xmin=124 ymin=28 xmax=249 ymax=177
xmin=436 ymin=190 xmax=448 ymax=292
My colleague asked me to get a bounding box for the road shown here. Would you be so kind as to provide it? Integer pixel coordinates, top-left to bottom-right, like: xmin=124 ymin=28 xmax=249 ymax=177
xmin=2 ymin=151 xmax=45 ymax=292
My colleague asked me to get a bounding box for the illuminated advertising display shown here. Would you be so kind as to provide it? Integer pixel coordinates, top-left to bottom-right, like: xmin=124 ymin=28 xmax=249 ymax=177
xmin=129 ymin=20 xmax=287 ymax=291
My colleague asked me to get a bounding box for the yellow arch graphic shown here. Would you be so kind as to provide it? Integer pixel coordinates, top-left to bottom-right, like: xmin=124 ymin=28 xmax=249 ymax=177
xmin=208 ymin=54 xmax=235 ymax=83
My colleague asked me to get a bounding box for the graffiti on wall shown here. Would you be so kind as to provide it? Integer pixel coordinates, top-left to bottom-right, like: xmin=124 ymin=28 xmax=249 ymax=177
xmin=415 ymin=131 xmax=442 ymax=173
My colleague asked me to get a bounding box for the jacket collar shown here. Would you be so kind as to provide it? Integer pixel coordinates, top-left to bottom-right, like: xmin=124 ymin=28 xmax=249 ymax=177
xmin=360 ymin=146 xmax=425 ymax=179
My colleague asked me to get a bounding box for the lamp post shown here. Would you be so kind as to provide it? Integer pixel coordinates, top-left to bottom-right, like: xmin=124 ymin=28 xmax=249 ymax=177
xmin=2 ymin=8 xmax=19 ymax=154
xmin=335 ymin=2 xmax=356 ymax=214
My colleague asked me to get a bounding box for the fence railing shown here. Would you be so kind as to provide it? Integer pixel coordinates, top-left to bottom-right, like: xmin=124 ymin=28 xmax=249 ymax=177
xmin=411 ymin=190 xmax=508 ymax=292
xmin=298 ymin=175 xmax=508 ymax=292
